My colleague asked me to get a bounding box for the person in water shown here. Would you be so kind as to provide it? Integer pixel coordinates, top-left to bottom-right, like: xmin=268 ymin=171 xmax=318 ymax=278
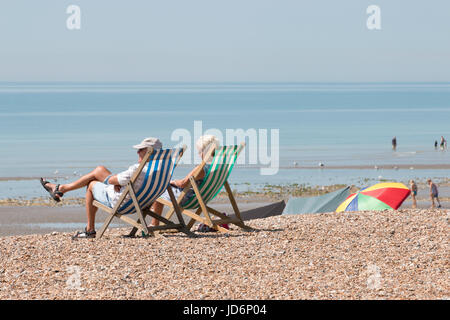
xmin=392 ymin=136 xmax=397 ymax=151
xmin=440 ymin=136 xmax=447 ymax=150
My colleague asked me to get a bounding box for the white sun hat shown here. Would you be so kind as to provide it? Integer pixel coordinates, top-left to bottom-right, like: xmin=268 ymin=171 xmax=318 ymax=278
xmin=133 ymin=137 xmax=162 ymax=150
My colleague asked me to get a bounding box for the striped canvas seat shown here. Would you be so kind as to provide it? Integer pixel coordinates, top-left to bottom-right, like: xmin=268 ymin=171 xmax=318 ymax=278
xmin=94 ymin=146 xmax=194 ymax=239
xmin=158 ymin=143 xmax=253 ymax=233
xmin=182 ymin=145 xmax=240 ymax=210
xmin=118 ymin=148 xmax=183 ymax=215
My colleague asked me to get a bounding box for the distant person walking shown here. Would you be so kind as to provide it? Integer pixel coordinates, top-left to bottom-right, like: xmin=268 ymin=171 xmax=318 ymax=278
xmin=392 ymin=136 xmax=397 ymax=151
xmin=440 ymin=136 xmax=447 ymax=150
xmin=434 ymin=140 xmax=438 ymax=150
xmin=427 ymin=179 xmax=441 ymax=208
xmin=409 ymin=180 xmax=418 ymax=209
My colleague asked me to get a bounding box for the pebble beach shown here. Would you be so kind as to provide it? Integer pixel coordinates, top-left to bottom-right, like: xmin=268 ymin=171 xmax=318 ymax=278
xmin=0 ymin=208 xmax=448 ymax=300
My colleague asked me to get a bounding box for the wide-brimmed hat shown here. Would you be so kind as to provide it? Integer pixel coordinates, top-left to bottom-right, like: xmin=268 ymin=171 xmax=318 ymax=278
xmin=133 ymin=137 xmax=162 ymax=150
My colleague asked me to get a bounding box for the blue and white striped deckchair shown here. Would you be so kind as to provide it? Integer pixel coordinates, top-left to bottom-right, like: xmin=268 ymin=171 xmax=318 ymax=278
xmin=93 ymin=145 xmax=194 ymax=239
xmin=158 ymin=142 xmax=253 ymax=233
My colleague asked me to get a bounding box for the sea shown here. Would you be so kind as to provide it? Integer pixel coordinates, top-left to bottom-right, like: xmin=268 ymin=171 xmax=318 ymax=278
xmin=1 ymin=82 xmax=449 ymax=200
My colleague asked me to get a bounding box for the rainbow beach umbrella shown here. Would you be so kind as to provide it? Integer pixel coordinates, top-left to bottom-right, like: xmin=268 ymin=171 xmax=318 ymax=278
xmin=336 ymin=182 xmax=411 ymax=212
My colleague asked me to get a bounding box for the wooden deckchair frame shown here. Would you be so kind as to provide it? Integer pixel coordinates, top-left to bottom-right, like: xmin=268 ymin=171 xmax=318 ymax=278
xmin=93 ymin=146 xmax=195 ymax=239
xmin=156 ymin=142 xmax=253 ymax=233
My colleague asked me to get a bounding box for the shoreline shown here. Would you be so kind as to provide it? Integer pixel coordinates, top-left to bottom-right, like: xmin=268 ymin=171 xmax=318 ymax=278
xmin=2 ymin=163 xmax=450 ymax=181
xmin=1 ymin=180 xmax=449 ymax=207
xmin=283 ymin=164 xmax=450 ymax=170
xmin=0 ymin=194 xmax=447 ymax=237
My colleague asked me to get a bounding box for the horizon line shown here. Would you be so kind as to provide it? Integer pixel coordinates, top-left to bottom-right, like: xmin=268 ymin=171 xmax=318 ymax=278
xmin=1 ymin=81 xmax=450 ymax=85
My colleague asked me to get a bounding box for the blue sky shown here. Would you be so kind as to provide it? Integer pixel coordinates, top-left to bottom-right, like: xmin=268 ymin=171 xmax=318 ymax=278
xmin=0 ymin=0 xmax=449 ymax=82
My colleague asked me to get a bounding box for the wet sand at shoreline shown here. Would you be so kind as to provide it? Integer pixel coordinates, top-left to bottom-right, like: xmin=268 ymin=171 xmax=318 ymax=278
xmin=0 ymin=196 xmax=447 ymax=237
xmin=0 ymin=201 xmax=270 ymax=237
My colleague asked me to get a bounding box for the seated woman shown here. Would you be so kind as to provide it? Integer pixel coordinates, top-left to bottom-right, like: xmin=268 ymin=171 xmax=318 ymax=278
xmin=40 ymin=137 xmax=163 ymax=239
xmin=152 ymin=135 xmax=219 ymax=224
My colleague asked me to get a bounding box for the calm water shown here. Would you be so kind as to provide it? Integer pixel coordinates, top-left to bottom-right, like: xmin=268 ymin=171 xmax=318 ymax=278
xmin=1 ymin=82 xmax=449 ymax=199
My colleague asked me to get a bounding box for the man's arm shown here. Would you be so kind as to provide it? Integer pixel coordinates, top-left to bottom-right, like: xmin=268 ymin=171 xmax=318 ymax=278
xmin=106 ymin=175 xmax=122 ymax=192
xmin=111 ymin=164 xmax=137 ymax=187
xmin=108 ymin=175 xmax=120 ymax=186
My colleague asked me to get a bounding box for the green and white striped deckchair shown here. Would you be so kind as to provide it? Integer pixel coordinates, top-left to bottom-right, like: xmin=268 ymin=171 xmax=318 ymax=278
xmin=158 ymin=142 xmax=252 ymax=233
xmin=93 ymin=145 xmax=195 ymax=239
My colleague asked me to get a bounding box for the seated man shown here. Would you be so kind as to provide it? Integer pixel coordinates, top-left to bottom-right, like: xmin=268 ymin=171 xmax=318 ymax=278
xmin=40 ymin=137 xmax=162 ymax=239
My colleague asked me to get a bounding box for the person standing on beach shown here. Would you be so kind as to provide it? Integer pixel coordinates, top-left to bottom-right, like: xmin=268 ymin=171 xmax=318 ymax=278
xmin=409 ymin=180 xmax=418 ymax=209
xmin=392 ymin=136 xmax=397 ymax=151
xmin=427 ymin=179 xmax=441 ymax=208
xmin=40 ymin=137 xmax=163 ymax=239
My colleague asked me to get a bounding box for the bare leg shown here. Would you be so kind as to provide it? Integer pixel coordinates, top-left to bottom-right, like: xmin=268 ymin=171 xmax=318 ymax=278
xmin=44 ymin=166 xmax=112 ymax=198
xmin=85 ymin=181 xmax=99 ymax=232
xmin=411 ymin=195 xmax=417 ymax=209
xmin=128 ymin=201 xmax=164 ymax=237
xmin=436 ymin=196 xmax=441 ymax=207
xmin=150 ymin=202 xmax=164 ymax=226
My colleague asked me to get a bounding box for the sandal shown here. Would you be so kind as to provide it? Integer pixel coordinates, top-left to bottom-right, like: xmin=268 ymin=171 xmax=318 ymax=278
xmin=72 ymin=228 xmax=96 ymax=239
xmin=40 ymin=178 xmax=64 ymax=202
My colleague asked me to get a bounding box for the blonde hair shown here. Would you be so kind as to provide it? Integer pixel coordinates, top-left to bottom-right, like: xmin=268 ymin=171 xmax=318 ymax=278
xmin=196 ymin=135 xmax=220 ymax=159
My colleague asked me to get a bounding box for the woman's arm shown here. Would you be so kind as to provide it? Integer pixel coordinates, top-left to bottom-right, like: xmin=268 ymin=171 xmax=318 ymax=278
xmin=171 ymin=164 xmax=206 ymax=189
